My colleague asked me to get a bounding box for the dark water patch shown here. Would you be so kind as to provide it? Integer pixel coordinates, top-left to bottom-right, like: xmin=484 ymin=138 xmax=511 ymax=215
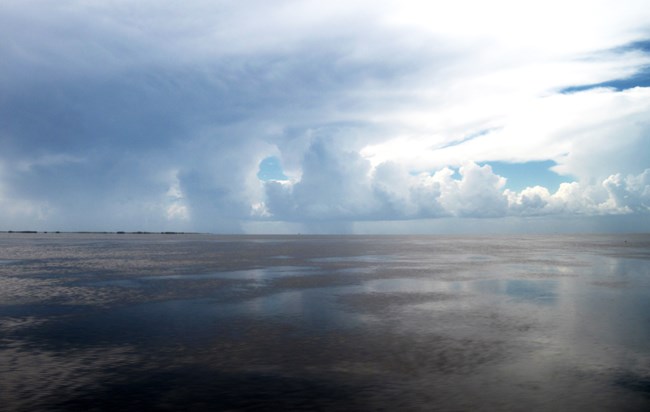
xmin=0 ymin=303 xmax=89 ymax=318
xmin=14 ymin=285 xmax=356 ymax=350
xmin=1 ymin=344 xmax=139 ymax=412
xmin=615 ymin=373 xmax=650 ymax=397
xmin=51 ymin=367 xmax=367 ymax=412
xmin=14 ymin=298 xmax=238 ymax=349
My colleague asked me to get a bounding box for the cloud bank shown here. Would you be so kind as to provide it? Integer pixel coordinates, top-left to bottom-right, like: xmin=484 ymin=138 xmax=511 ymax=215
xmin=1 ymin=0 xmax=649 ymax=233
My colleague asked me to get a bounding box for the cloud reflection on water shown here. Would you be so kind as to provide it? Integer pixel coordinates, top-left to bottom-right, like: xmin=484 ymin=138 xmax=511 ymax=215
xmin=0 ymin=233 xmax=649 ymax=410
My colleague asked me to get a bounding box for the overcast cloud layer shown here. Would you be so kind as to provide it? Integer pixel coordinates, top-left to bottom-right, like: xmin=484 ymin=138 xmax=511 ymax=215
xmin=1 ymin=0 xmax=649 ymax=233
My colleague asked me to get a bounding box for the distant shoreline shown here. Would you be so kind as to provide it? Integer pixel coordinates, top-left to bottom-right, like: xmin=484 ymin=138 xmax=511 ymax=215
xmin=0 ymin=231 xmax=198 ymax=235
xmin=0 ymin=231 xmax=647 ymax=237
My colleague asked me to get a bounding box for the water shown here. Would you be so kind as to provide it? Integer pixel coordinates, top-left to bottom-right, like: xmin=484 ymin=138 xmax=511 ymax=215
xmin=1 ymin=233 xmax=649 ymax=411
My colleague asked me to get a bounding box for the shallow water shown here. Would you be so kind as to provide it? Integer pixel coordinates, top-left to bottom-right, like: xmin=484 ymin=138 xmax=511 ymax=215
xmin=1 ymin=233 xmax=650 ymax=411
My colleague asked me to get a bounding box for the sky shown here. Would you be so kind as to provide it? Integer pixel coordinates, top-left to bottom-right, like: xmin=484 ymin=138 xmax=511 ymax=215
xmin=1 ymin=0 xmax=649 ymax=234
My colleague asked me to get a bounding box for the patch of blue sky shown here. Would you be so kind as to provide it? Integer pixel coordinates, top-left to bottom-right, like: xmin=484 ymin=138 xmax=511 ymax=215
xmin=561 ymin=39 xmax=650 ymax=93
xmin=561 ymin=68 xmax=650 ymax=93
xmin=616 ymin=39 xmax=650 ymax=53
xmin=481 ymin=160 xmax=573 ymax=192
xmin=437 ymin=128 xmax=499 ymax=150
xmin=257 ymin=156 xmax=288 ymax=181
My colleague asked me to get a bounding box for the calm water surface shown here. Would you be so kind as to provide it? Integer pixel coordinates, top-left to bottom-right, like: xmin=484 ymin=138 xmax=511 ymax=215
xmin=1 ymin=233 xmax=649 ymax=411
